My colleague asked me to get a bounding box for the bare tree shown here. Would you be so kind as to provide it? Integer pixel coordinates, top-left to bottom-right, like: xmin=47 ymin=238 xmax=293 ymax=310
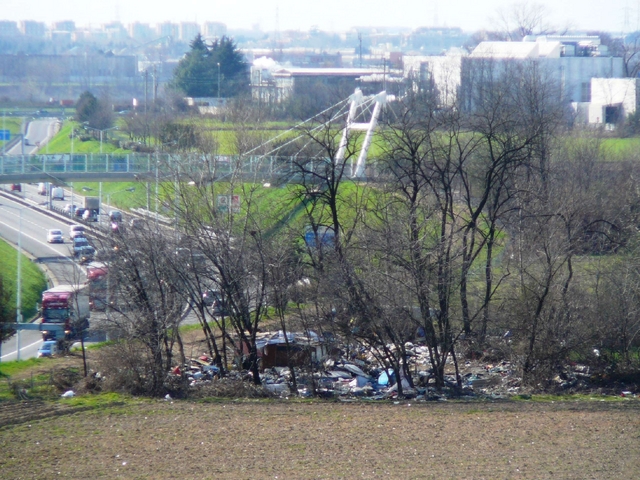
xmin=495 ymin=1 xmax=560 ymax=41
xmin=100 ymin=223 xmax=187 ymax=395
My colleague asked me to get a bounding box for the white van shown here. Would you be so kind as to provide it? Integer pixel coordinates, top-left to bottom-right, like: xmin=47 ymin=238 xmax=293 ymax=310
xmin=51 ymin=187 xmax=64 ymax=200
xmin=38 ymin=182 xmax=49 ymax=195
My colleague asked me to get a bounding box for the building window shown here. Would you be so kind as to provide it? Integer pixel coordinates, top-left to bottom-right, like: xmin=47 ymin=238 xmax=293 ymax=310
xmin=581 ymin=82 xmax=591 ymax=102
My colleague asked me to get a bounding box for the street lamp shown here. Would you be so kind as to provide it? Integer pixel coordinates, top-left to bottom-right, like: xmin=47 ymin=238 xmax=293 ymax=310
xmin=217 ymin=62 xmax=221 ymax=105
xmin=83 ymin=124 xmax=118 ymax=154
xmin=106 ymin=187 xmax=135 ymax=209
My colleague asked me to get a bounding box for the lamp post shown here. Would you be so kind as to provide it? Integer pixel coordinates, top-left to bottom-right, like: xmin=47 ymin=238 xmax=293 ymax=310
xmin=83 ymin=124 xmax=118 ymax=154
xmin=106 ymin=187 xmax=135 ymax=209
xmin=217 ymin=62 xmax=221 ymax=106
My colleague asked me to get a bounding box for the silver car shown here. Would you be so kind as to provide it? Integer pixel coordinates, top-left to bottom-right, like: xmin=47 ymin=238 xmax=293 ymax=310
xmin=47 ymin=229 xmax=64 ymax=243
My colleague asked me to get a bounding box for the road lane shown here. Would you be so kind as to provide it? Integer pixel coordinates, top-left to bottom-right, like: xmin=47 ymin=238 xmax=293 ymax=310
xmin=0 ymin=198 xmax=84 ymax=284
xmin=6 ymin=118 xmax=58 ymax=156
xmin=0 ymin=194 xmax=87 ymax=361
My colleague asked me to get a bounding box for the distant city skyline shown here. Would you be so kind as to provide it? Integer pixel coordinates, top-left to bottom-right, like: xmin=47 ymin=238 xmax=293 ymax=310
xmin=0 ymin=0 xmax=635 ymax=34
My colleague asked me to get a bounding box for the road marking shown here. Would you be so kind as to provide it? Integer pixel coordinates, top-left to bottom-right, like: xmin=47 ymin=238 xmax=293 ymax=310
xmin=0 ymin=213 xmax=74 ymax=260
xmin=0 ymin=209 xmax=87 ymax=279
xmin=1 ymin=203 xmax=53 ymax=232
xmin=1 ymin=338 xmax=43 ymax=360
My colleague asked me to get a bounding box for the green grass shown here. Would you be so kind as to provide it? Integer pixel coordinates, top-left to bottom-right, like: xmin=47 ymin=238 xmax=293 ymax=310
xmin=44 ymin=123 xmax=130 ymax=155
xmin=65 ymin=181 xmax=146 ymax=210
xmin=601 ymin=137 xmax=640 ymax=155
xmin=60 ymin=391 xmax=132 ymax=408
xmin=0 ymin=357 xmax=46 ymax=378
xmin=0 ymin=239 xmax=48 ymax=320
xmin=0 ymin=116 xmax=25 ymax=149
xmin=514 ymin=393 xmax=630 ymax=402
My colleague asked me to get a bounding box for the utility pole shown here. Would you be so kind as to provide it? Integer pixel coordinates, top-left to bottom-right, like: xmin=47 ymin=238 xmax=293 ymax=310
xmin=152 ymin=65 xmax=158 ymax=104
xmin=358 ymin=32 xmax=363 ymax=68
xmin=383 ymin=58 xmax=387 ymax=92
xmin=217 ymin=62 xmax=221 ymax=105
xmin=144 ymin=69 xmax=149 ymax=114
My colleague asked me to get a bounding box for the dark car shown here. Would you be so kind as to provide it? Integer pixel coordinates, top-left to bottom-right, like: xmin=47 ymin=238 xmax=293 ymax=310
xmin=109 ymin=210 xmax=123 ymax=222
xmin=74 ymin=207 xmax=87 ymax=218
xmin=202 ymin=289 xmax=228 ymax=315
xmin=10 ymin=183 xmax=21 ymax=192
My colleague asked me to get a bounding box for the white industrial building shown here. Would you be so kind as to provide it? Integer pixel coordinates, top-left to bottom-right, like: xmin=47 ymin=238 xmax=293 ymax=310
xmin=572 ymin=78 xmax=640 ymax=126
xmin=406 ymin=35 xmax=625 ymax=114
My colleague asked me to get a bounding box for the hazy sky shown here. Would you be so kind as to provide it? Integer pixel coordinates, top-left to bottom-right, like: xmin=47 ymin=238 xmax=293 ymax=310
xmin=0 ymin=0 xmax=635 ymax=33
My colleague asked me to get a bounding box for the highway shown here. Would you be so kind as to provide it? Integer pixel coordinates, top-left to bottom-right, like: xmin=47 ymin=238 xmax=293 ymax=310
xmin=5 ymin=118 xmax=58 ymax=156
xmin=0 ymin=193 xmax=86 ymax=361
xmin=0 ymin=117 xmax=82 ymax=362
xmin=0 ymin=117 xmax=195 ymax=361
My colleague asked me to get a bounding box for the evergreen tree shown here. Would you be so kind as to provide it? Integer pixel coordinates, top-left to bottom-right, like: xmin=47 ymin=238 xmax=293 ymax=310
xmin=75 ymin=91 xmax=113 ymax=130
xmin=76 ymin=91 xmax=99 ymax=123
xmin=170 ymin=34 xmax=248 ymax=98
xmin=210 ymin=36 xmax=249 ymax=98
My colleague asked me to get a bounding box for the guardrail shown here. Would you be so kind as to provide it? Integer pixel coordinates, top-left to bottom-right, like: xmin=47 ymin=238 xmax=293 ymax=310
xmin=0 ymin=153 xmax=384 ymax=184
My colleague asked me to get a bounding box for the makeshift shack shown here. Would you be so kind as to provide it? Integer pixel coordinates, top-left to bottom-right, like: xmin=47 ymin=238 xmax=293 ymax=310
xmin=241 ymin=330 xmax=328 ymax=370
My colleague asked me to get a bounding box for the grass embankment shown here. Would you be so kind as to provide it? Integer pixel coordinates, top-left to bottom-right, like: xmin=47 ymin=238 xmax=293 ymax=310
xmin=44 ymin=123 xmax=130 ymax=155
xmin=0 ymin=239 xmax=48 ymax=320
xmin=0 ymin=116 xmax=24 ymax=150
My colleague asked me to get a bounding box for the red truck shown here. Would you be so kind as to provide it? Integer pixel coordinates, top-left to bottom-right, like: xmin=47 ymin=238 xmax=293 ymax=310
xmin=86 ymin=263 xmax=110 ymax=311
xmin=40 ymin=285 xmax=90 ymax=343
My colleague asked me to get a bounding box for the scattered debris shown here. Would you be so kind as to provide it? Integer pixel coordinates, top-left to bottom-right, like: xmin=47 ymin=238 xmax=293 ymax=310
xmin=169 ymin=332 xmax=638 ymax=401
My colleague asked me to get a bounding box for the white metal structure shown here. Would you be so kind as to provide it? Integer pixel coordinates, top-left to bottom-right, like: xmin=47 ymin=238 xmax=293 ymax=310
xmin=335 ymin=89 xmax=387 ymax=178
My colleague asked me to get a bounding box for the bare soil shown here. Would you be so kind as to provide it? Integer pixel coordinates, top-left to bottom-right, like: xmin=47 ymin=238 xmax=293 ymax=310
xmin=1 ymin=397 xmax=639 ymax=479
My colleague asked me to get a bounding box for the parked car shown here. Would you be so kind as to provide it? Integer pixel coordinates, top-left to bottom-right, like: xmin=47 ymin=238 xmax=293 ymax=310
xmin=10 ymin=183 xmax=21 ymax=192
xmin=69 ymin=224 xmax=85 ymax=240
xmin=37 ymin=340 xmax=59 ymax=357
xmin=47 ymin=229 xmax=64 ymax=244
xmin=83 ymin=209 xmax=98 ymax=222
xmin=109 ymin=210 xmax=123 ymax=222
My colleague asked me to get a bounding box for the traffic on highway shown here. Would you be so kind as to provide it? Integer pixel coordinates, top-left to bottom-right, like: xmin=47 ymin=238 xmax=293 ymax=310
xmin=0 ymin=120 xmax=115 ymax=362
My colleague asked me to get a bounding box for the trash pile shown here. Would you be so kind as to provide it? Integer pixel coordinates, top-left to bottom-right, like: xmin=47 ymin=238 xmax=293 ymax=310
xmin=171 ymin=355 xmax=221 ymax=387
xmin=174 ymin=336 xmax=639 ymax=400
xmin=174 ymin=338 xmax=526 ymax=400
